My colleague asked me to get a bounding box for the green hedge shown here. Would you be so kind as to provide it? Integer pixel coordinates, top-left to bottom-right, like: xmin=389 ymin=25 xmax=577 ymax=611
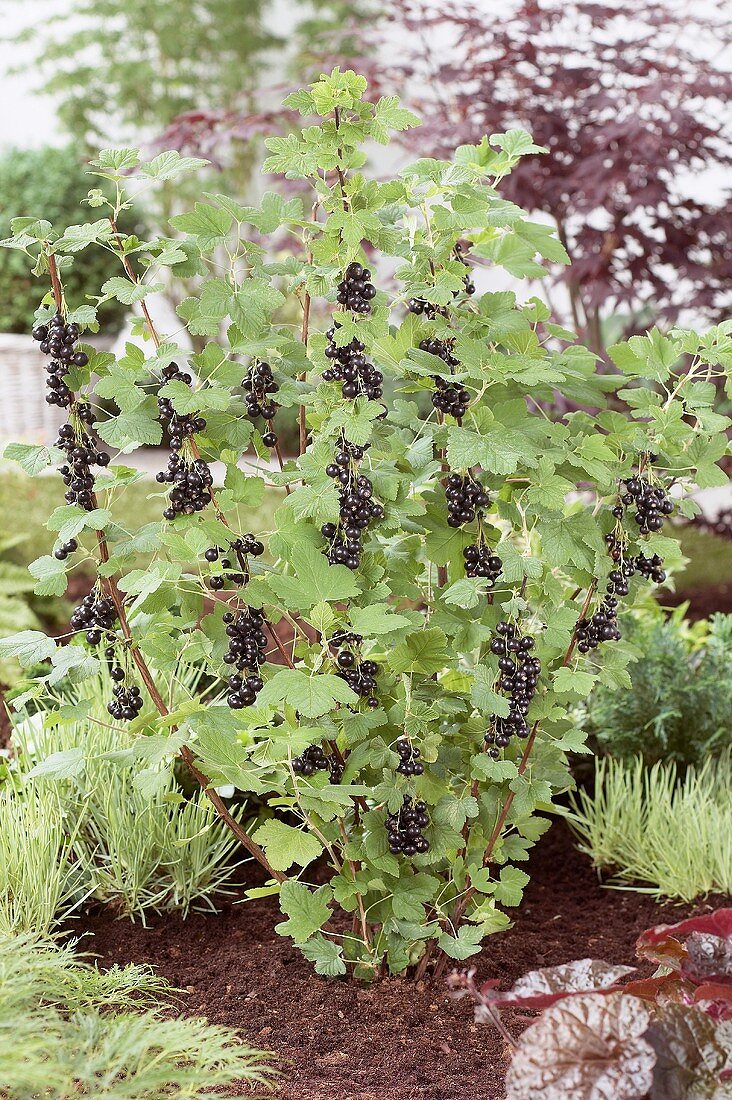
xmin=0 ymin=146 xmax=138 ymax=333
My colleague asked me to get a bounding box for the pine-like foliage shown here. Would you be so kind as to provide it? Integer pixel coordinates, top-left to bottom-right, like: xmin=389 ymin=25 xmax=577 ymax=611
xmin=582 ymin=610 xmax=732 ymax=767
xmin=0 ymin=934 xmax=274 ymax=1099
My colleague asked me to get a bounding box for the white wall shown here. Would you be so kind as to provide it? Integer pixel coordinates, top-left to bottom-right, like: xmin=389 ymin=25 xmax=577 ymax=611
xmin=0 ymin=1 xmax=61 ymax=149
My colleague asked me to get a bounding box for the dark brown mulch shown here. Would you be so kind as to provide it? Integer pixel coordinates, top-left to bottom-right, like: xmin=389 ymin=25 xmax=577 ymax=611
xmin=77 ymin=821 xmax=718 ymax=1100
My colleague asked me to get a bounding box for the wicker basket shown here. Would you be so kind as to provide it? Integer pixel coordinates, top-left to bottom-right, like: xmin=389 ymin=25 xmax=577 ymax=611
xmin=0 ymin=332 xmax=117 ymax=447
xmin=0 ymin=333 xmax=65 ymax=446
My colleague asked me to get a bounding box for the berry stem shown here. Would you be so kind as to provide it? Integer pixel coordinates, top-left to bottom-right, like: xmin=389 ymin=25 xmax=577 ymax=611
xmin=47 ymin=252 xmax=66 ymax=316
xmin=298 ymin=200 xmax=319 ymax=457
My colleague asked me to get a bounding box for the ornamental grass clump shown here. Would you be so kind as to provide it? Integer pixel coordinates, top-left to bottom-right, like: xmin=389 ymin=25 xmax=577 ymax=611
xmin=568 ymin=751 xmax=732 ymax=901
xmin=1 ymin=69 xmax=731 ymax=978
xmin=0 ymin=934 xmax=274 ymax=1099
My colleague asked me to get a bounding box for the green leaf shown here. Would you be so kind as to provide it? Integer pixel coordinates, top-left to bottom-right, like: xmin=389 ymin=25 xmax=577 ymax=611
xmin=91 ymin=148 xmax=140 ymax=172
xmin=170 ymin=202 xmax=233 ymax=247
xmin=490 ymin=128 xmax=547 ymax=159
xmin=56 ymin=220 xmax=114 ymax=252
xmin=349 ymin=605 xmax=412 ymax=636
xmin=3 ymin=442 xmax=62 ymax=475
xmin=47 ymin=506 xmax=111 ymax=543
xmin=275 ymin=881 xmax=331 ymax=942
xmin=100 ymin=276 xmax=161 ymax=305
xmin=388 ymin=627 xmax=451 ymax=675
xmin=471 ymin=666 xmax=511 ymax=717
xmin=96 ymin=398 xmax=163 ymax=451
xmin=267 ymin=544 xmax=361 ymax=610
xmin=252 ymin=820 xmax=324 ymax=871
xmin=298 ymin=935 xmax=347 ymax=976
xmin=370 ymin=96 xmax=421 ymax=143
xmin=139 ymin=150 xmax=208 ymax=180
xmin=159 ymin=379 xmax=231 ymax=415
xmin=28 ymin=555 xmax=67 ymax=597
xmin=26 ymin=747 xmax=85 ymax=780
xmin=47 ymin=644 xmax=99 ymax=685
xmin=0 ymin=630 xmax=56 ymax=666
xmin=492 ymin=866 xmax=530 ymax=907
xmin=231 ymin=278 xmax=285 ymax=338
xmin=256 ymin=669 xmax=359 ymax=719
xmin=553 ymin=666 xmax=596 ymax=696
xmin=471 ymin=755 xmax=518 ymax=782
xmin=437 ymin=924 xmax=488 ymax=960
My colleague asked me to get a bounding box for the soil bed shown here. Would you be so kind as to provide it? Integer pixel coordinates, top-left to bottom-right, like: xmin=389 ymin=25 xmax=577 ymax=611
xmin=78 ymin=820 xmax=719 ymax=1100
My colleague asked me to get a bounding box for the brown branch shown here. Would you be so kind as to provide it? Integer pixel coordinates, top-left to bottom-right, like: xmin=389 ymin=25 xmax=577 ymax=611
xmin=47 ymin=252 xmax=65 ymax=315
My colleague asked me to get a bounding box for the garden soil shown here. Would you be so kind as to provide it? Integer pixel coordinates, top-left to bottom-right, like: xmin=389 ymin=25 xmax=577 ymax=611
xmin=79 ymin=820 xmax=719 ymax=1100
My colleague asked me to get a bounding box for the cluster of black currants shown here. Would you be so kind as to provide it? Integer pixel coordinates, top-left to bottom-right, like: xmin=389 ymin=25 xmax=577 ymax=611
xmin=463 ymin=543 xmax=503 ymax=587
xmin=54 ymin=538 xmax=78 ymax=561
xmin=322 ymin=444 xmax=384 ymax=570
xmin=292 ymin=743 xmax=343 ymax=782
xmin=386 ymin=796 xmax=430 ymax=856
xmin=56 ymin=418 xmax=110 ymax=512
xmin=395 ymin=737 xmax=424 ymax=776
xmin=206 ymin=535 xmax=264 ymax=591
xmin=323 ymin=331 xmax=384 ymax=400
xmin=156 ymin=363 xmax=213 ymax=520
xmin=486 ymin=623 xmax=540 ymax=756
xmin=635 ymin=551 xmax=667 ymax=584
xmin=107 ymin=680 xmax=143 ymax=722
xmin=445 ymin=472 xmax=489 ymax=528
xmin=222 ymin=607 xmax=267 ymax=709
xmin=615 ymin=475 xmax=674 ymax=533
xmin=432 ymin=375 xmax=470 ymax=419
xmin=419 ymin=339 xmax=468 ymax=419
xmin=331 ymin=629 xmax=380 ymax=708
xmin=575 ymin=598 xmax=622 ymax=652
xmin=242 ymin=361 xmax=279 ymax=448
xmin=419 ymin=336 xmax=459 ymax=369
xmin=407 ymin=297 xmax=444 ymax=319
xmin=576 ymin=535 xmax=667 ymax=652
xmin=32 ymin=314 xmax=89 ymax=409
xmin=103 ymin=644 xmax=143 ymax=721
xmin=336 ymin=261 xmax=376 ymax=313
xmin=70 ymin=590 xmax=118 ymax=645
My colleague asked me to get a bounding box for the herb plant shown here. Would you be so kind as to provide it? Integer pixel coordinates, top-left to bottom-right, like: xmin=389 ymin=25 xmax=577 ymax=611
xmin=10 ymin=668 xmax=248 ymax=925
xmin=1 ymin=70 xmax=731 ymax=979
xmin=452 ymin=908 xmax=732 ymax=1099
xmin=581 ymin=609 xmax=732 ymax=767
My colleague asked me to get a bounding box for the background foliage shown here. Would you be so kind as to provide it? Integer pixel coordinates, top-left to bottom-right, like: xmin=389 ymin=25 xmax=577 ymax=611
xmin=0 ymin=147 xmax=134 ymax=333
xmin=366 ymin=0 xmax=732 ymax=355
xmin=581 ymin=608 xmax=732 ymax=767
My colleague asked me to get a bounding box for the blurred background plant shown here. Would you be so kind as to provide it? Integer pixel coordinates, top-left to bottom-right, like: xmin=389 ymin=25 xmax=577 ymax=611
xmin=0 ymin=146 xmax=137 ymax=333
xmin=362 ymin=0 xmax=732 ymax=357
